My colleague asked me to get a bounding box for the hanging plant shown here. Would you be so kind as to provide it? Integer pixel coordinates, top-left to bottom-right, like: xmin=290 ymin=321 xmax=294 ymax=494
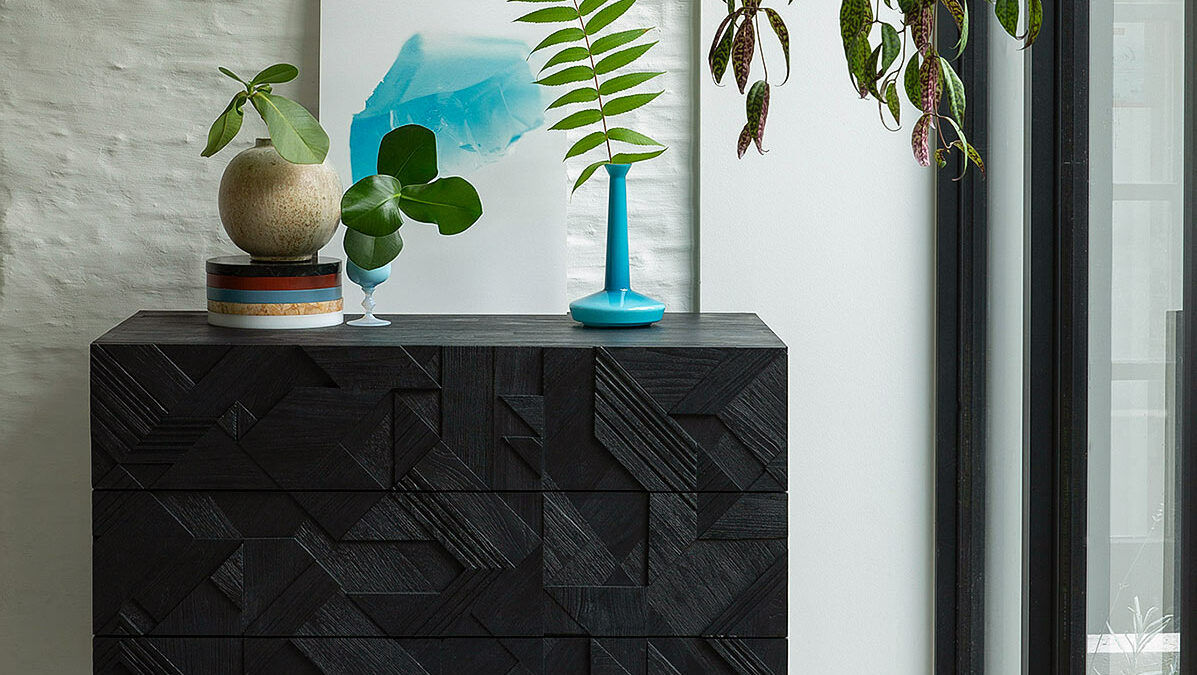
xmin=709 ymin=0 xmax=1042 ymax=175
xmin=511 ymin=0 xmax=668 ymax=192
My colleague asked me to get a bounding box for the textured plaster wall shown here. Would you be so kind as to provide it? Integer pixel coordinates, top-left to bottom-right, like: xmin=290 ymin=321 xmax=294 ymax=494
xmin=0 ymin=1 xmax=692 ymax=671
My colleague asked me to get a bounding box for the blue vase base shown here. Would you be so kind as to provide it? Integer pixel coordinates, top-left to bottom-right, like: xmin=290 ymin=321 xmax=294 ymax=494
xmin=569 ymin=289 xmax=665 ymax=328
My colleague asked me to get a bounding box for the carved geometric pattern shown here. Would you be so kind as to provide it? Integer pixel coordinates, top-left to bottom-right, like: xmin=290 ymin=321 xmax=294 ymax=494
xmin=92 ymin=315 xmax=788 ymax=673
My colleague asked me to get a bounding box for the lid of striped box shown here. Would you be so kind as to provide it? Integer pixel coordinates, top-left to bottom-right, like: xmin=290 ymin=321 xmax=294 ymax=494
xmin=206 ymin=256 xmax=343 ymax=330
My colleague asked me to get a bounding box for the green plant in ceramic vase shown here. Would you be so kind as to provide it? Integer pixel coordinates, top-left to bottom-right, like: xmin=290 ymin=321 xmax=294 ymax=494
xmin=201 ymin=63 xmax=342 ymax=261
xmin=512 ymin=0 xmax=669 ymax=327
xmin=340 ymin=124 xmax=484 ymax=327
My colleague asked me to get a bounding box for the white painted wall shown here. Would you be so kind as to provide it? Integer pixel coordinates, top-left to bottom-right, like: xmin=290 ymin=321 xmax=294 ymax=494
xmin=698 ymin=4 xmax=935 ymax=674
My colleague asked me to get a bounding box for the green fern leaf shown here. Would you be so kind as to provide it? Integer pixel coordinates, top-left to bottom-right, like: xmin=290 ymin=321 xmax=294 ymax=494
xmin=566 ymin=131 xmax=609 ymax=159
xmin=550 ymin=108 xmax=603 ymax=130
xmin=599 ymin=71 xmax=664 ymax=96
xmin=537 ymin=65 xmax=596 ymax=86
xmin=594 ymin=42 xmax=657 ymax=76
xmin=516 ymin=6 xmax=580 ymax=23
xmin=585 ymin=0 xmax=634 ymax=35
xmin=541 ymin=46 xmax=592 ymax=72
xmin=578 ymin=0 xmax=610 ymax=15
xmin=573 ymin=159 xmax=609 ymax=193
xmin=547 ymin=87 xmax=600 ymax=110
xmin=602 ymin=91 xmax=663 ymax=116
xmin=530 ymin=27 xmax=586 ymax=53
xmin=611 ymin=148 xmax=666 ymax=164
xmin=607 ymin=128 xmax=662 ymax=146
xmin=591 ymin=28 xmax=651 ymax=55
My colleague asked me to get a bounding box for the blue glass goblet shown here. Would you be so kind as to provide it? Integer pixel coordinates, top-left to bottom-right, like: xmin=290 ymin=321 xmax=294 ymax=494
xmin=346 ymin=261 xmax=392 ymax=327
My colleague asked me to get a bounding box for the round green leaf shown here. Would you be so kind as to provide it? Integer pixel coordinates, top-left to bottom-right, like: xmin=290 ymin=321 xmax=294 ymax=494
xmin=342 ymin=175 xmax=405 ymax=236
xmin=399 ymin=177 xmax=484 ymax=236
xmin=377 ymin=125 xmax=438 ymax=185
xmin=344 ymin=228 xmax=403 ymax=271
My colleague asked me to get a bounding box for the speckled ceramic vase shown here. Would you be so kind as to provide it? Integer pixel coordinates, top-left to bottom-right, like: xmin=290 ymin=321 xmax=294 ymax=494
xmin=218 ymin=139 xmax=343 ymax=262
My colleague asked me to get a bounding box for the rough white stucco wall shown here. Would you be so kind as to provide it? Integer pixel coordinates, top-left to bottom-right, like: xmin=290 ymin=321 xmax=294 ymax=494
xmin=0 ymin=1 xmax=692 ymax=671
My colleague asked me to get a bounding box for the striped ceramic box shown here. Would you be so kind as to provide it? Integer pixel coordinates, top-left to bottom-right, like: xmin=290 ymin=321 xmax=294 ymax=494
xmin=206 ymin=256 xmax=343 ymax=329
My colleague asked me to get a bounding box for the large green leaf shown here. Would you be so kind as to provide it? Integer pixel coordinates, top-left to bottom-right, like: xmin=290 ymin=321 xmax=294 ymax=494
xmin=599 ymin=71 xmax=664 ymax=95
xmin=918 ymin=49 xmax=941 ymax=112
xmin=595 ymin=42 xmax=657 ymax=75
xmin=541 ymin=46 xmax=592 ymax=72
xmin=341 ymin=175 xmax=404 ymax=237
xmin=515 ymin=6 xmax=579 ymax=23
xmin=551 ymin=108 xmax=603 ymax=130
xmin=344 ymin=228 xmax=403 ymax=271
xmin=251 ymin=63 xmax=298 ymax=86
xmin=885 ymin=81 xmax=901 ymax=125
xmin=839 ymin=0 xmax=872 ymax=44
xmin=995 ymin=0 xmax=1019 ymax=38
xmin=709 ymin=10 xmax=741 ymax=83
xmin=592 ymin=28 xmax=651 ymax=55
xmin=585 ymin=0 xmax=634 ymax=35
xmin=201 ymin=92 xmax=247 ymax=157
xmin=746 ymin=80 xmax=770 ymax=147
xmin=607 ymin=127 xmax=662 ymax=146
xmin=537 ymin=66 xmax=595 ymax=86
xmin=377 ymin=124 xmax=438 ymax=186
xmin=566 ymin=131 xmax=609 ymax=159
xmin=904 ymin=53 xmax=922 ymax=107
xmin=880 ymin=23 xmax=900 ymax=73
xmin=531 ymin=27 xmax=586 ymax=53
xmin=547 ymin=87 xmax=600 ymax=109
xmin=399 ymin=177 xmax=484 ymax=235
xmin=250 ymin=92 xmax=329 ymax=164
xmin=602 ymin=91 xmax=662 ymax=116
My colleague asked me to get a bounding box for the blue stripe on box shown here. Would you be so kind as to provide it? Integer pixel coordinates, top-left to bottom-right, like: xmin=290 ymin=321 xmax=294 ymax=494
xmin=206 ymin=287 xmax=342 ymax=304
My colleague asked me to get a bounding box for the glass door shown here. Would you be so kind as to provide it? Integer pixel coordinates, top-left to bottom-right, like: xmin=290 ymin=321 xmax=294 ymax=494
xmin=1088 ymin=0 xmax=1188 ymax=672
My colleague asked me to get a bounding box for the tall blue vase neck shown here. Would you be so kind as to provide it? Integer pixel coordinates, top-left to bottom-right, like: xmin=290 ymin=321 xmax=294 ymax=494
xmin=604 ymin=164 xmax=631 ymax=292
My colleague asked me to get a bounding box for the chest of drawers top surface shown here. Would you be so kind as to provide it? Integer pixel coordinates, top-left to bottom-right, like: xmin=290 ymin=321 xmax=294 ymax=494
xmin=95 ymin=311 xmax=786 ymax=349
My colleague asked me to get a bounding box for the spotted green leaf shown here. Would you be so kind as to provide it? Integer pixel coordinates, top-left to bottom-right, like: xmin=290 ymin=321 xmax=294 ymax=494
xmin=912 ymin=113 xmax=932 ymax=167
xmin=918 ymin=50 xmax=941 ymax=112
xmin=732 ymin=17 xmax=755 ymax=94
xmin=885 ymin=81 xmax=901 ymax=124
xmin=547 ymin=87 xmax=600 ymax=110
xmin=995 ymin=0 xmax=1019 ymax=39
xmin=595 ymin=42 xmax=657 ymax=76
xmin=1025 ymin=0 xmax=1042 ymax=47
xmin=550 ymin=108 xmax=603 ymax=130
xmin=839 ymin=0 xmax=872 ymax=44
xmin=585 ymin=0 xmax=634 ymax=35
xmin=763 ymin=8 xmax=791 ymax=84
xmin=537 ymin=66 xmax=595 ymax=86
xmin=602 ymin=91 xmax=663 ymax=116
xmin=746 ymin=80 xmax=770 ymax=153
xmin=880 ymin=23 xmax=901 ymax=73
xmin=939 ymin=56 xmax=966 ymax=124
xmin=709 ymin=13 xmax=738 ymax=84
xmin=566 ymin=131 xmax=609 ymax=159
xmin=911 ymin=4 xmax=934 ymax=55
xmin=904 ymin=53 xmax=922 ymax=108
xmin=940 ymin=0 xmax=969 ymax=57
xmin=737 ymin=123 xmax=752 ymax=159
xmin=530 ymin=27 xmax=586 ymax=54
xmin=593 ymin=28 xmax=652 ymax=55
xmin=600 ymin=71 xmax=664 ymax=96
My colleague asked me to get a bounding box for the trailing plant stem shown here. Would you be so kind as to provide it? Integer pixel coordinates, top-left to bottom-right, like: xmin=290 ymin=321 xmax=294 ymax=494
xmin=573 ymin=0 xmax=615 ymax=163
xmin=754 ymin=14 xmax=770 ymax=83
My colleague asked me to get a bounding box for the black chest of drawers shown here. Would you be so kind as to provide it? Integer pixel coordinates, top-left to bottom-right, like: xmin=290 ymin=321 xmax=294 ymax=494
xmin=91 ymin=312 xmax=788 ymax=674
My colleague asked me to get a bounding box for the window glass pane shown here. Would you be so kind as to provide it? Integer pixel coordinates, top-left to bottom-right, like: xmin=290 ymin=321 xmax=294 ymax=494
xmin=1088 ymin=1 xmax=1186 ymax=672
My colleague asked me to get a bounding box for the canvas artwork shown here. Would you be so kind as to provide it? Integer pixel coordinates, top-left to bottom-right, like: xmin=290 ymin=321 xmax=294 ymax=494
xmin=320 ymin=0 xmax=568 ymax=314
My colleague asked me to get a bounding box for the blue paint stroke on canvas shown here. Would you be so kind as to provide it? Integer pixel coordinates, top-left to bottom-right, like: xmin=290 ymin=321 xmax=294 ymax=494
xmin=350 ymin=34 xmax=545 ymax=180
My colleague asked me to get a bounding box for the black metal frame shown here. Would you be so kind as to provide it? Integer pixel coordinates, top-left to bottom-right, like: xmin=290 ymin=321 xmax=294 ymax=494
xmin=1025 ymin=0 xmax=1090 ymax=672
xmin=1180 ymin=0 xmax=1196 ymax=662
xmin=933 ymin=4 xmax=988 ymax=673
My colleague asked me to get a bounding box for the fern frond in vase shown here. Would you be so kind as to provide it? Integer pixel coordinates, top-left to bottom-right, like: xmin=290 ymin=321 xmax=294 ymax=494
xmin=511 ymin=0 xmax=667 ymax=193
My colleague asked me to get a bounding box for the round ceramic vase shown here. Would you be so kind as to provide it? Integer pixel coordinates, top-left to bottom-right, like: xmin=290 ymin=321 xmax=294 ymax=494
xmin=218 ymin=139 xmax=343 ymax=262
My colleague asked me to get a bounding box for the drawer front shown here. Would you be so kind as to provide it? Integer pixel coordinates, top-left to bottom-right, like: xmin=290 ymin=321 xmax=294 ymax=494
xmin=94 ymin=490 xmax=786 ymax=640
xmin=95 ymin=637 xmax=787 ymax=674
xmin=91 ymin=344 xmax=786 ymax=493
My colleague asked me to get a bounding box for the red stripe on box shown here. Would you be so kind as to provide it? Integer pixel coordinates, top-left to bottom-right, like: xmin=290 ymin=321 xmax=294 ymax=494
xmin=207 ymin=273 xmax=340 ymax=291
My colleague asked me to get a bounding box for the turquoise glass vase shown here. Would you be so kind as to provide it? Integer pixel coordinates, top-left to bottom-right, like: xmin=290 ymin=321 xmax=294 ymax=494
xmin=569 ymin=164 xmax=665 ymax=328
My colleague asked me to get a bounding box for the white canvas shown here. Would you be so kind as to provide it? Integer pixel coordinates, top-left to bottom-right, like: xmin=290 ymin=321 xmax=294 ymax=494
xmin=320 ymin=0 xmax=568 ymax=315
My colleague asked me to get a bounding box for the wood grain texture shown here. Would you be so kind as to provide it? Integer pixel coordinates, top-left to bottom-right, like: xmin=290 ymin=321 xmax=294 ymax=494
xmin=91 ymin=315 xmax=789 ymax=673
